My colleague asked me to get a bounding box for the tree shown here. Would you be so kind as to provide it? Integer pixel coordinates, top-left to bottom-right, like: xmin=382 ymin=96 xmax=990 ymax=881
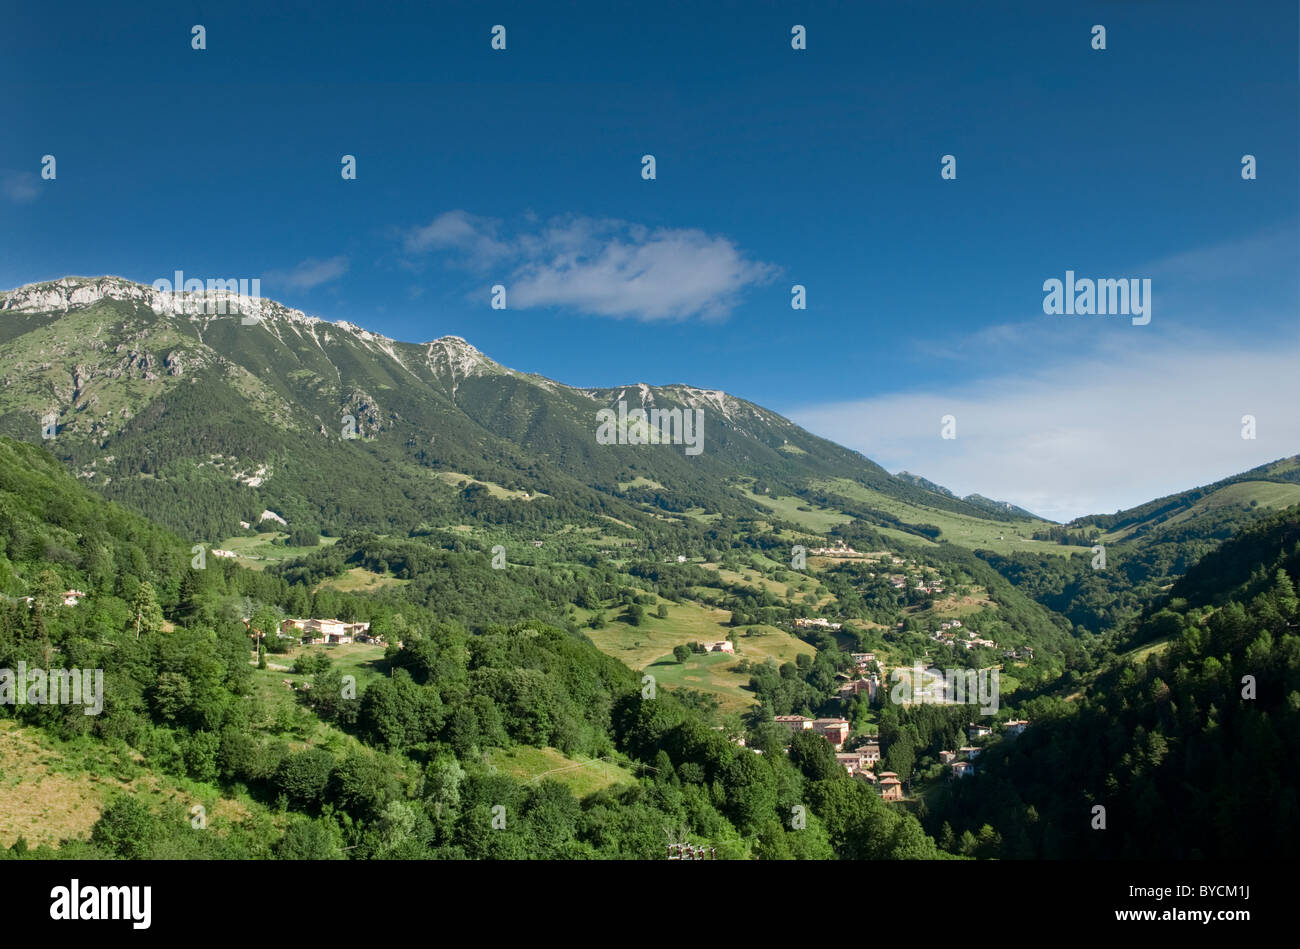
xmin=657 ymin=604 xmax=669 ymax=619
xmin=91 ymin=797 xmax=160 ymax=860
xmin=673 ymin=644 xmax=691 ymax=664
xmin=131 ymin=581 xmax=164 ymax=639
xmin=789 ymin=728 xmax=841 ymax=781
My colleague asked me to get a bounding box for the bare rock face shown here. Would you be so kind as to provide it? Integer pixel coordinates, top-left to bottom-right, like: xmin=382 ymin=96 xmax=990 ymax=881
xmin=341 ymin=388 xmax=384 ymax=437
xmin=164 ymin=351 xmax=184 ymax=376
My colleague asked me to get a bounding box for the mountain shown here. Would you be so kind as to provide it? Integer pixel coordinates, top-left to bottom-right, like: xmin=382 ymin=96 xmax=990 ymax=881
xmin=979 ymin=456 xmax=1300 ymax=635
xmin=0 ymin=276 xmax=1042 ymax=547
xmin=895 ymin=471 xmax=1043 ymax=520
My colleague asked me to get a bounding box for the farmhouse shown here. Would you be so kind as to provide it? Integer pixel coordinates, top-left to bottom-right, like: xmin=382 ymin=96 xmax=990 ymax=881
xmin=794 ymin=617 xmax=842 ymax=630
xmin=879 ymin=774 xmax=903 ymax=801
xmin=951 ymin=760 xmax=975 ymax=778
xmin=281 ymin=617 xmax=372 ymax=645
xmin=702 ymin=640 xmax=735 ymax=654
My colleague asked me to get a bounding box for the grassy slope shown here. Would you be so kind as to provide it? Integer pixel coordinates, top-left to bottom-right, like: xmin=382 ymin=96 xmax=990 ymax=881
xmin=0 ymin=720 xmax=274 ymax=850
xmin=484 ymin=746 xmax=638 ymax=798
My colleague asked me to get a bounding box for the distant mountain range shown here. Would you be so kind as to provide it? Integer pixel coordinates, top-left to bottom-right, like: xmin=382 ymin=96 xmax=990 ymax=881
xmin=2 ymin=276 xmax=1296 ymax=565
xmin=0 ymin=276 xmax=1047 ymax=540
xmin=894 ymin=471 xmax=1042 ymax=520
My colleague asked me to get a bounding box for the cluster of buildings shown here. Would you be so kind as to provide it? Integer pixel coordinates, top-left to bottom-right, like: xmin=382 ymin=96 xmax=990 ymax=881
xmin=809 ymin=543 xmax=860 ymax=557
xmin=930 ymin=625 xmax=997 ymax=650
xmin=837 ymin=652 xmax=882 ymax=701
xmin=279 ymin=617 xmax=377 ymax=645
xmin=1002 ymin=646 xmax=1035 ymax=661
xmin=835 ymin=741 xmax=881 ymax=776
xmin=794 ymin=617 xmax=842 ymax=631
xmin=938 ymin=720 xmax=1029 ymax=778
xmin=773 ymin=715 xmax=851 ymax=750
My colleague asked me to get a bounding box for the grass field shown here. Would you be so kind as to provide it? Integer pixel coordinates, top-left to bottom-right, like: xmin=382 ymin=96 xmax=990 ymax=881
xmin=810 ymin=477 xmax=1091 ymax=557
xmin=742 ymin=487 xmax=855 ymax=532
xmin=0 ymin=720 xmax=266 ymax=849
xmin=317 ymin=566 xmax=410 ymax=594
xmin=432 ymin=470 xmax=544 ymax=500
xmin=645 ymin=651 xmax=757 ymax=713
xmin=583 ymin=595 xmax=816 ymax=711
xmin=216 ymin=531 xmax=338 ymax=569
xmin=485 ymin=746 xmax=638 ymax=798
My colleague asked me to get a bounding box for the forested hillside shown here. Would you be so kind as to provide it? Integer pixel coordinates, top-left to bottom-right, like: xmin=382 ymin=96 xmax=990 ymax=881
xmin=0 ymin=436 xmax=946 ymax=860
xmin=926 ymin=507 xmax=1300 ymax=858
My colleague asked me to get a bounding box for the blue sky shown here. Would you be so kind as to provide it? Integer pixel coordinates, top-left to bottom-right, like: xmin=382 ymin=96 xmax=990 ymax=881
xmin=2 ymin=0 xmax=1297 ymax=518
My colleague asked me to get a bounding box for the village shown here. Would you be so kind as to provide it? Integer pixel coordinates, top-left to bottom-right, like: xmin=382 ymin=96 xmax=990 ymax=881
xmin=773 ymin=707 xmax=1032 ymax=797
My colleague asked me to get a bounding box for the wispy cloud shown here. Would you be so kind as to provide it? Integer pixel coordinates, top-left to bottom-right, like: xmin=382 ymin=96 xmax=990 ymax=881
xmin=1138 ymin=226 xmax=1299 ymax=284
xmin=403 ymin=211 xmax=778 ymax=321
xmin=1 ymin=171 xmax=40 ymax=204
xmin=788 ymin=333 xmax=1300 ymax=522
xmin=264 ymin=256 xmax=350 ymax=290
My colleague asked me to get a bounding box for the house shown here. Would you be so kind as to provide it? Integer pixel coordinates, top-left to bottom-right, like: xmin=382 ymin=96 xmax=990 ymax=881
xmin=837 ymin=677 xmax=875 ymax=700
xmin=211 ymin=549 xmax=237 ymax=559
xmin=703 ymin=640 xmax=735 ymax=654
xmin=774 ymin=715 xmax=813 ymax=734
xmin=851 ymin=652 xmax=877 ymax=666
xmin=1003 ymin=719 xmax=1029 ymax=736
xmin=853 ymin=769 xmax=877 ymax=784
xmin=836 ymin=752 xmax=868 ymax=775
xmin=939 ymin=750 xmax=957 ymax=765
xmin=959 ymin=745 xmax=982 ymax=760
xmin=968 ymin=724 xmax=992 ymax=740
xmin=61 ymin=589 xmax=87 ymax=607
xmin=281 ymin=617 xmax=371 ymax=645
xmin=857 ymin=741 xmax=881 ymax=763
xmin=532 ymin=541 xmax=543 ymax=548
xmin=879 ymin=775 xmax=903 ymax=800
xmin=812 ymin=718 xmax=851 ymax=749
xmin=951 ymin=760 xmax=975 ymax=778
xmin=676 ymin=555 xmax=687 ymax=563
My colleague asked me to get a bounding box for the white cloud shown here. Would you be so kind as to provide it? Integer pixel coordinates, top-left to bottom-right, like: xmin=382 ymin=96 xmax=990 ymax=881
xmin=265 ymin=256 xmax=349 ymax=290
xmin=788 ymin=337 xmax=1300 ymax=522
xmin=403 ymin=211 xmax=778 ymax=321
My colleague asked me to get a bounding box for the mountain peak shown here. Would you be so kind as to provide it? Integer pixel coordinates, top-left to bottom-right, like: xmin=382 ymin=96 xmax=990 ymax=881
xmin=422 ymin=334 xmax=504 ymax=383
